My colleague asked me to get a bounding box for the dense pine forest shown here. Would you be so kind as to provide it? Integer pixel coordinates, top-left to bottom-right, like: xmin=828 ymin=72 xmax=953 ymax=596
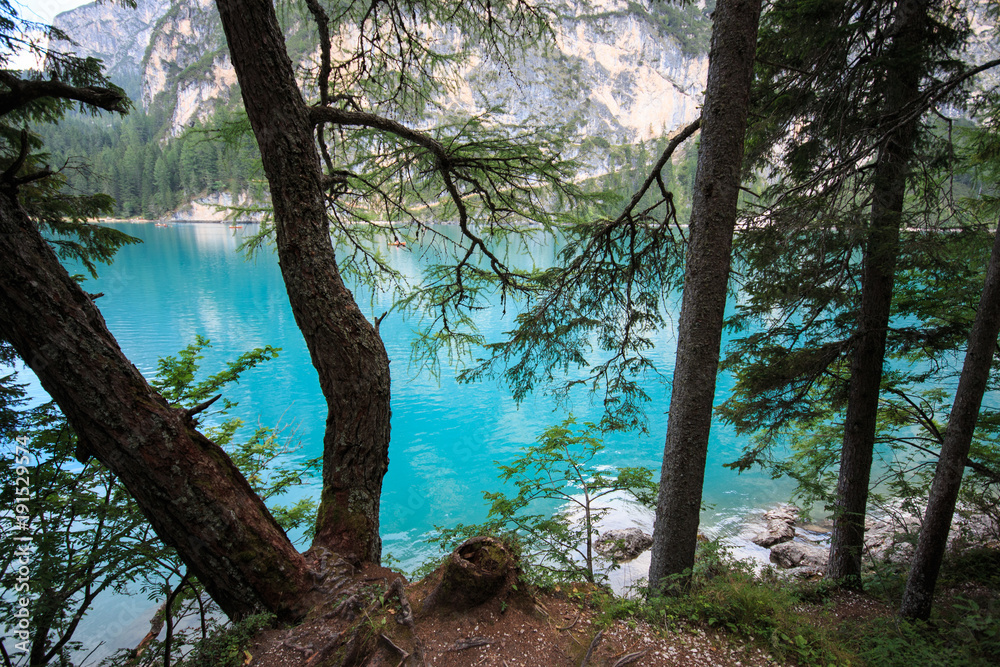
xmin=35 ymin=106 xmax=260 ymax=218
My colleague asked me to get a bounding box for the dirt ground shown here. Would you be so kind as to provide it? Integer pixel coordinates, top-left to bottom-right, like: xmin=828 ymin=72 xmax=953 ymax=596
xmin=243 ymin=555 xmax=893 ymax=667
xmin=249 ymin=590 xmax=781 ymax=666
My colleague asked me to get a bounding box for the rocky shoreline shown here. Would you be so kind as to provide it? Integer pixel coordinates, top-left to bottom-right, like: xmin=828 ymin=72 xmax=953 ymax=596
xmin=592 ymin=500 xmax=998 ymax=592
xmin=731 ymin=501 xmax=997 ymax=579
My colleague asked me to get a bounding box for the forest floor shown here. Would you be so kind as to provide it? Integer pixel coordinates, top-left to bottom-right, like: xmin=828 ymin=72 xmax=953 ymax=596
xmin=243 ymin=561 xmax=910 ymax=667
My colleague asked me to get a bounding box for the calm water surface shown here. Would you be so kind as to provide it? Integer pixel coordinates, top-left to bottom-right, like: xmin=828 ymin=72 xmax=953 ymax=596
xmin=24 ymin=221 xmax=793 ymax=655
xmin=58 ymin=222 xmax=795 ymax=555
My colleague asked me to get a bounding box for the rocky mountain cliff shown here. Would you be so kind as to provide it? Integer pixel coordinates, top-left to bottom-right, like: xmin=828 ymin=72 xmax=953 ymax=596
xmin=52 ymin=0 xmax=710 ymax=144
xmin=51 ymin=0 xmax=172 ymax=100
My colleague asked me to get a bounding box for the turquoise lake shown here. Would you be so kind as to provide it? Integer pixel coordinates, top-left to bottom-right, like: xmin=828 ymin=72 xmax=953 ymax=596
xmin=51 ymin=221 xmax=795 ymax=561
xmin=19 ymin=221 xmax=796 ymax=655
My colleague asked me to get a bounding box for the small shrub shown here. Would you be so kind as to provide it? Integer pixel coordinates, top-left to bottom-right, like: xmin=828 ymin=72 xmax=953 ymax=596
xmin=175 ymin=612 xmax=277 ymax=667
xmin=604 ymin=542 xmax=854 ymax=666
xmin=434 ymin=417 xmax=656 ymax=586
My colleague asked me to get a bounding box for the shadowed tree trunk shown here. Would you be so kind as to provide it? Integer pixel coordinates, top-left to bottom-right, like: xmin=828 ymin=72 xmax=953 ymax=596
xmin=647 ymin=0 xmax=761 ymax=592
xmin=214 ymin=0 xmax=392 ymax=564
xmin=826 ymin=0 xmax=928 ymax=587
xmin=900 ymin=222 xmax=1000 ymax=620
xmin=0 ymin=187 xmax=316 ymax=622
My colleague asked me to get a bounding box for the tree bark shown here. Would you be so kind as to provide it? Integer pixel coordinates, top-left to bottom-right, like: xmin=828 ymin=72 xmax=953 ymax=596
xmin=214 ymin=0 xmax=392 ymax=564
xmin=826 ymin=0 xmax=928 ymax=587
xmin=900 ymin=222 xmax=1000 ymax=620
xmin=647 ymin=0 xmax=761 ymax=592
xmin=0 ymin=188 xmax=315 ymax=622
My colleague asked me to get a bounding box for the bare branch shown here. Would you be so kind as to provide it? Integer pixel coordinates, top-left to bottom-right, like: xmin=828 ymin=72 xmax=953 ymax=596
xmin=618 ymin=118 xmax=700 ymax=227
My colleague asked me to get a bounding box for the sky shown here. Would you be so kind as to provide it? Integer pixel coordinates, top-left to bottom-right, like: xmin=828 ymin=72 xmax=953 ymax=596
xmin=9 ymin=0 xmax=91 ymax=69
xmin=16 ymin=0 xmax=90 ymax=26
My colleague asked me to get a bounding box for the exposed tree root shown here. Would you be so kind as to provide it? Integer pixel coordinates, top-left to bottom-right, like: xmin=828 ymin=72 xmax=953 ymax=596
xmin=447 ymin=636 xmax=493 ymax=651
xmin=611 ymin=649 xmax=649 ymax=666
xmin=256 ymin=537 xmax=523 ymax=666
xmin=579 ymin=628 xmax=604 ymax=667
xmin=556 ymin=609 xmax=582 ymax=631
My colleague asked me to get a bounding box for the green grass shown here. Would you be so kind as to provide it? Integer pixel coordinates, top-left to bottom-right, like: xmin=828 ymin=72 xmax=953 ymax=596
xmin=586 ymin=541 xmax=1000 ymax=667
xmin=594 ymin=543 xmax=854 ymax=666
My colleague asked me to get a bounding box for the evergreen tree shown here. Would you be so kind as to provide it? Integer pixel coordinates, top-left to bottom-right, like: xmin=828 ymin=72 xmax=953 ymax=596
xmin=722 ymin=0 xmax=998 ymax=588
xmin=900 ymin=219 xmax=1000 ymax=620
xmin=0 ymin=0 xmax=320 ymax=621
xmin=647 ymin=0 xmax=762 ymax=592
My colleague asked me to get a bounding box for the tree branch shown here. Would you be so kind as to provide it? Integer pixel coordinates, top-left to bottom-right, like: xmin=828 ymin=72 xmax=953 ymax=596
xmin=183 ymin=394 xmax=222 ymax=422
xmin=0 ymin=71 xmax=128 ymax=117
xmin=897 ymin=438 xmax=1000 ymax=485
xmin=0 ymin=128 xmax=30 ymax=183
xmin=308 ymin=106 xmax=448 ymax=160
xmin=617 ymin=118 xmax=700 ymax=227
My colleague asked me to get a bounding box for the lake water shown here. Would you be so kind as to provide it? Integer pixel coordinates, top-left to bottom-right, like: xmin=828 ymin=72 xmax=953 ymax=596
xmin=18 ymin=221 xmax=794 ymax=657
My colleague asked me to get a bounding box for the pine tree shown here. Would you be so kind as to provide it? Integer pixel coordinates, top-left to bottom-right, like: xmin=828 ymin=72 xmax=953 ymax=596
xmin=647 ymin=0 xmax=762 ymax=591
xmin=722 ymin=0 xmax=996 ymax=587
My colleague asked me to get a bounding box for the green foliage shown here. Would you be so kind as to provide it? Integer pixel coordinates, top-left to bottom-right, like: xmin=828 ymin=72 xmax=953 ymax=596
xmin=151 ymin=334 xmax=279 ymax=409
xmin=0 ymin=401 xmax=170 ymax=665
xmin=35 ymin=103 xmax=263 ymax=220
xmin=0 ymin=338 xmax=316 ymax=664
xmin=436 ymin=417 xmax=656 ymax=585
xmin=460 ymin=136 xmax=698 ymax=433
xmin=719 ymin=0 xmax=1000 ymax=528
xmin=150 ymin=336 xmax=319 ymax=536
xmin=599 ymin=542 xmax=853 ymax=666
xmin=595 ymin=543 xmax=1000 ymax=667
xmin=855 ymin=600 xmax=1000 ymax=667
xmin=0 ymin=1 xmax=140 ymax=274
xmin=847 ymin=547 xmax=1000 ymax=665
xmin=172 ymin=612 xmax=276 ymax=667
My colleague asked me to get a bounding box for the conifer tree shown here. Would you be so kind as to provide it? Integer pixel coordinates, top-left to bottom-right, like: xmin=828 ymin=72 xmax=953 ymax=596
xmin=0 ymin=0 xmax=320 ymax=621
xmin=722 ymin=0 xmax=997 ymax=587
xmin=647 ymin=0 xmax=761 ymax=591
xmin=900 ymin=220 xmax=1000 ymax=620
xmin=2 ymin=0 xmax=592 ymax=627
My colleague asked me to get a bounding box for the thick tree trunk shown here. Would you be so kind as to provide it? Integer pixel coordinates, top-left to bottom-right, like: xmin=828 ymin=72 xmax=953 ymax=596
xmin=647 ymin=0 xmax=761 ymax=592
xmin=0 ymin=189 xmax=315 ymax=622
xmin=214 ymin=0 xmax=392 ymax=564
xmin=826 ymin=0 xmax=927 ymax=586
xmin=900 ymin=223 xmax=1000 ymax=620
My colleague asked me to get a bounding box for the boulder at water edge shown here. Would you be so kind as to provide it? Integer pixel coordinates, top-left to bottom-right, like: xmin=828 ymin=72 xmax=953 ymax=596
xmin=595 ymin=528 xmax=654 ymax=561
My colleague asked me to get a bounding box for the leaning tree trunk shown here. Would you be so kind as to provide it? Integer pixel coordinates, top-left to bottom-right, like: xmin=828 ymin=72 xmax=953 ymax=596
xmin=647 ymin=0 xmax=761 ymax=593
xmin=214 ymin=0 xmax=392 ymax=564
xmin=0 ymin=188 xmax=315 ymax=622
xmin=900 ymin=222 xmax=1000 ymax=620
xmin=826 ymin=0 xmax=927 ymax=587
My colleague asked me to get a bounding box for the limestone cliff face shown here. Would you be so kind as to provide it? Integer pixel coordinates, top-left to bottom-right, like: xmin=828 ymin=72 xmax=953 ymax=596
xmin=140 ymin=0 xmax=237 ymax=135
xmin=49 ymin=0 xmax=171 ymax=98
xmin=457 ymin=0 xmax=707 ymax=145
xmin=53 ymin=0 xmax=709 ymax=144
xmin=52 ymin=0 xmax=236 ymax=136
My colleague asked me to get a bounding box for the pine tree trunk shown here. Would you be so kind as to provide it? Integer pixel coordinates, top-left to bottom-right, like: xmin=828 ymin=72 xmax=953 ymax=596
xmin=0 ymin=189 xmax=315 ymax=622
xmin=826 ymin=0 xmax=928 ymax=586
xmin=214 ymin=0 xmax=392 ymax=564
xmin=647 ymin=0 xmax=761 ymax=592
xmin=900 ymin=223 xmax=1000 ymax=620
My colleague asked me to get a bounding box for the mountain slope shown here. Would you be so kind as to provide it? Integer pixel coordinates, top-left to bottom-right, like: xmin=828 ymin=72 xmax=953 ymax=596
xmin=53 ymin=0 xmax=709 ymax=142
xmin=46 ymin=0 xmax=712 ymax=218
